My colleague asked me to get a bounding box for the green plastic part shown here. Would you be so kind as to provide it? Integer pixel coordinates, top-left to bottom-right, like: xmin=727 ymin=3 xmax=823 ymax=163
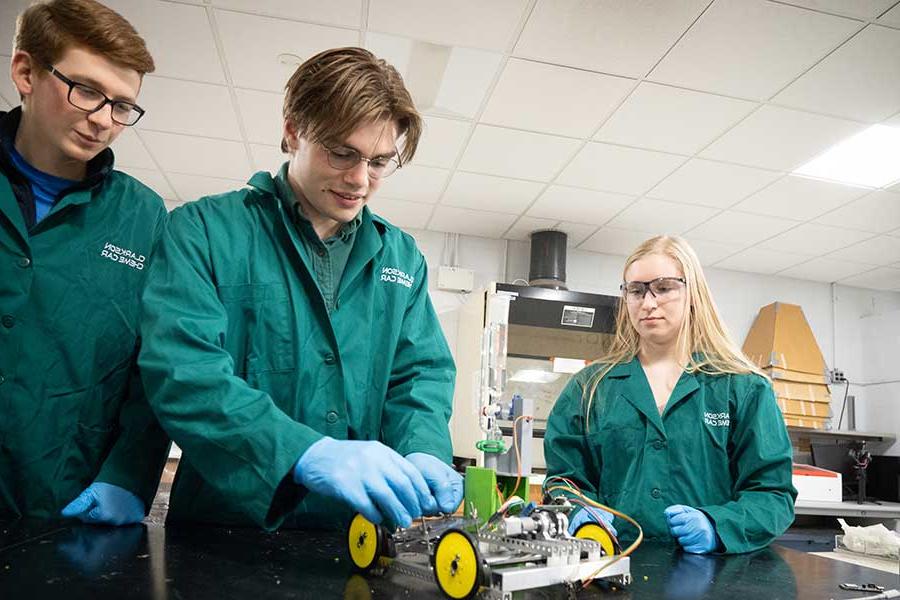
xmin=464 ymin=466 xmax=499 ymax=525
xmin=464 ymin=466 xmax=531 ymax=526
xmin=475 ymin=439 xmax=507 ymax=454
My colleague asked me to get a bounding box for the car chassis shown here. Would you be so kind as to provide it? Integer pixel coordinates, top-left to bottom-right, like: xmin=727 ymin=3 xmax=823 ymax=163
xmin=347 ymin=507 xmax=631 ymax=600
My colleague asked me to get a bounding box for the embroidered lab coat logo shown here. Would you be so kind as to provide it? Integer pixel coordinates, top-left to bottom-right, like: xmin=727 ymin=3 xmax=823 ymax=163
xmin=100 ymin=241 xmax=146 ymax=271
xmin=704 ymin=411 xmax=730 ymax=427
xmin=380 ymin=266 xmax=414 ymax=288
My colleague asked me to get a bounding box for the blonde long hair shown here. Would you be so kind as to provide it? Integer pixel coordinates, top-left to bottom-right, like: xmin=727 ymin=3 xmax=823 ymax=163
xmin=583 ymin=235 xmax=765 ymax=420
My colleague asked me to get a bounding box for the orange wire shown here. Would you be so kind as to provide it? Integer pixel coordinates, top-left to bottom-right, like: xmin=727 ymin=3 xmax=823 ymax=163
xmin=544 ymin=483 xmax=644 ymax=587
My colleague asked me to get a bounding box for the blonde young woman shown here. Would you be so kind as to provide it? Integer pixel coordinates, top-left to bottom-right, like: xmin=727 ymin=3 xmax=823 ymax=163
xmin=544 ymin=236 xmax=796 ymax=554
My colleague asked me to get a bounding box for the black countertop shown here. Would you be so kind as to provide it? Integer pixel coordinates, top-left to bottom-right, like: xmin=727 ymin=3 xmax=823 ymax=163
xmin=1 ymin=519 xmax=897 ymax=599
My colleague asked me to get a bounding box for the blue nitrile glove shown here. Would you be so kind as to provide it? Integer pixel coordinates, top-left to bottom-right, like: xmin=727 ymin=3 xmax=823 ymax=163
xmin=61 ymin=482 xmax=145 ymax=526
xmin=405 ymin=452 xmax=463 ymax=514
xmin=567 ymin=505 xmax=617 ymax=537
xmin=293 ymin=437 xmax=436 ymax=528
xmin=664 ymin=505 xmax=718 ymax=554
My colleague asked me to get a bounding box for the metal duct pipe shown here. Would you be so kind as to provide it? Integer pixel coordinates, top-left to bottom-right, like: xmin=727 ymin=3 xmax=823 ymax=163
xmin=528 ymin=230 xmax=567 ymax=290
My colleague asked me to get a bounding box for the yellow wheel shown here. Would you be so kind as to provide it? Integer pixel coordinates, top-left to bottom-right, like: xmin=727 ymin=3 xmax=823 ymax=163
xmin=575 ymin=522 xmax=621 ymax=556
xmin=432 ymin=529 xmax=484 ymax=600
xmin=347 ymin=513 xmax=382 ymax=572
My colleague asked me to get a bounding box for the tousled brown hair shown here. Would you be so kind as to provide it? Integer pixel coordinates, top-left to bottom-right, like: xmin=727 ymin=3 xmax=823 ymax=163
xmin=15 ymin=0 xmax=154 ymax=75
xmin=281 ymin=47 xmax=421 ymax=163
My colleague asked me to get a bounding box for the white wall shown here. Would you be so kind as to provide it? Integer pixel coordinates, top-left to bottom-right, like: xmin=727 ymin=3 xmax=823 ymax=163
xmin=410 ymin=229 xmax=900 ymax=455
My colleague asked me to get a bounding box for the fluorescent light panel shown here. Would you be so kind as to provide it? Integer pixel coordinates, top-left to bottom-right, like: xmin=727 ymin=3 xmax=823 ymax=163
xmin=793 ymin=125 xmax=900 ymax=188
xmin=509 ymin=370 xmax=561 ymax=384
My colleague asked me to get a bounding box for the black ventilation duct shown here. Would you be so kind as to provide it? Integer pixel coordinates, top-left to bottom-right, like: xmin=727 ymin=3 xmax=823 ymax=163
xmin=528 ymin=230 xmax=567 ymax=290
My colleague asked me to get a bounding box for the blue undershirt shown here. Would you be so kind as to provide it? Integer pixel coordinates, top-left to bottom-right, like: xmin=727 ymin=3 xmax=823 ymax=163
xmin=9 ymin=146 xmax=77 ymax=224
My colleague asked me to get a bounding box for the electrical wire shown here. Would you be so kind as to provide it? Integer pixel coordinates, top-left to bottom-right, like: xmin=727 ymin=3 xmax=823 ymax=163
xmin=542 ymin=476 xmax=644 ymax=587
xmin=836 ymin=379 xmax=852 ymax=429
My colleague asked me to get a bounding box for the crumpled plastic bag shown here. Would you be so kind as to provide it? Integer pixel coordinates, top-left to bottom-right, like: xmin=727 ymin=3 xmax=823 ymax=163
xmin=838 ymin=518 xmax=900 ymax=559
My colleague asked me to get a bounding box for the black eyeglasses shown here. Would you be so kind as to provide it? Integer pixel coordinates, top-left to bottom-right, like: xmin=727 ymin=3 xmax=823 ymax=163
xmin=321 ymin=143 xmax=402 ymax=179
xmin=46 ymin=65 xmax=145 ymax=126
xmin=620 ymin=277 xmax=686 ymax=305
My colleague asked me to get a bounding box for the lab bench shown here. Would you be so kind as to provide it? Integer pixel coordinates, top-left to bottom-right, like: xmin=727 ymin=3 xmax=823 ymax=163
xmin=1 ymin=519 xmax=898 ymax=599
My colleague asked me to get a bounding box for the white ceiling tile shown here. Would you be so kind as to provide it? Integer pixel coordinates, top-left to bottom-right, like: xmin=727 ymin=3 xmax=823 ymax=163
xmin=606 ymin=198 xmax=720 ymax=234
xmin=527 ymin=185 xmax=633 ymax=225
xmin=839 ymin=266 xmax=900 ymax=290
xmin=580 ymin=227 xmax=659 ymax=256
xmin=778 ymin=0 xmax=897 ymax=19
xmin=102 ymin=0 xmax=226 ymax=84
xmin=687 ymin=211 xmax=800 ymax=246
xmin=366 ymin=32 xmax=503 ymax=119
xmin=136 ymin=77 xmax=241 ymax=140
xmin=415 ymin=117 xmax=471 ymax=169
xmin=117 ymin=166 xmax=176 ymax=200
xmin=166 ymin=172 xmax=245 ymax=202
xmin=370 ymin=197 xmax=434 ymax=230
xmin=734 ymin=175 xmax=869 ymax=220
xmin=557 ymin=143 xmax=685 ymax=195
xmin=779 ymin=256 xmax=873 ymax=282
xmin=880 ymin=2 xmax=900 ymax=26
xmin=681 ymin=238 xmax=744 ymax=266
xmin=235 ymin=88 xmax=284 ymax=146
xmin=369 ymin=0 xmax=529 ymax=52
xmin=759 ymin=223 xmax=873 ymax=254
xmin=555 ymin=222 xmax=601 ymax=247
xmin=210 ymin=0 xmax=361 ymax=27
xmin=595 ymin=82 xmax=757 ymax=155
xmin=827 ymin=235 xmax=900 ymax=265
xmin=249 ymin=144 xmax=286 ymax=173
xmin=140 ymin=131 xmax=252 ymax=179
xmin=815 ymin=190 xmax=900 ymax=233
xmin=648 ymin=159 xmax=781 ymax=208
xmin=458 ymin=125 xmax=581 ymax=181
xmin=215 ymin=10 xmax=357 ymax=92
xmin=504 ymin=216 xmax=561 ymax=242
xmin=378 ymin=165 xmax=448 ymax=204
xmin=700 ymin=105 xmax=865 ymax=171
xmin=481 ymin=59 xmax=634 ymax=138
xmin=774 ymin=25 xmax=900 ymax=122
xmin=648 ymin=0 xmax=860 ymax=100
xmin=714 ymin=246 xmax=813 ymax=275
xmin=112 ymin=129 xmax=156 ymax=170
xmin=428 ymin=206 xmax=517 ymax=238
xmin=442 ymin=172 xmax=543 ymax=214
xmin=514 ymin=0 xmax=709 ymax=78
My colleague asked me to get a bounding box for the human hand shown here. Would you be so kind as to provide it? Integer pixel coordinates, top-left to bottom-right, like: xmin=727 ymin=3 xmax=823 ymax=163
xmin=61 ymin=482 xmax=145 ymax=526
xmin=405 ymin=452 xmax=463 ymax=514
xmin=664 ymin=505 xmax=718 ymax=554
xmin=293 ymin=437 xmax=436 ymax=527
xmin=567 ymin=505 xmax=617 ymax=537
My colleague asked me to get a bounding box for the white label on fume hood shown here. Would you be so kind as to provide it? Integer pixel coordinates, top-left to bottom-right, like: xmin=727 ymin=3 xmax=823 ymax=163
xmin=561 ymin=305 xmax=594 ymax=328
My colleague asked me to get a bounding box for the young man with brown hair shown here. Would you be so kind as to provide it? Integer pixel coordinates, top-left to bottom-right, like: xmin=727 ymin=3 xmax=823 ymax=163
xmin=0 ymin=0 xmax=169 ymax=524
xmin=139 ymin=47 xmax=462 ymax=530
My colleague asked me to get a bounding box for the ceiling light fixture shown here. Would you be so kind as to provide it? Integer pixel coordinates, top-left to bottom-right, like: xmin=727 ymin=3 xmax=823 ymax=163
xmin=793 ymin=124 xmax=900 ymax=188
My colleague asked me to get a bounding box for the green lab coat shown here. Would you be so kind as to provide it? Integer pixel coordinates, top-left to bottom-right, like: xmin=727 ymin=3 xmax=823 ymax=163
xmin=544 ymin=357 xmax=796 ymax=554
xmin=138 ymin=170 xmax=455 ymax=530
xmin=0 ymin=110 xmax=169 ymax=518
